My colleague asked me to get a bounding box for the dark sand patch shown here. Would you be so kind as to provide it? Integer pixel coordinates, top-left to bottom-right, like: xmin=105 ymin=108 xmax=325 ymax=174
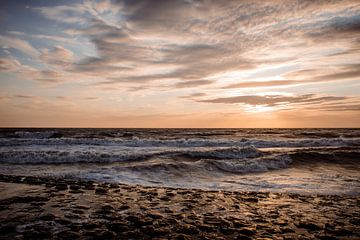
xmin=0 ymin=182 xmax=45 ymax=200
xmin=0 ymin=174 xmax=359 ymax=239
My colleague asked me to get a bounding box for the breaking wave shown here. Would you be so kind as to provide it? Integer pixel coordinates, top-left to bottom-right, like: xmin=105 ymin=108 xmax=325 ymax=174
xmin=14 ymin=131 xmax=61 ymax=139
xmin=1 ymin=136 xmax=359 ymax=148
xmin=1 ymin=128 xmax=359 ymax=195
xmin=180 ymin=146 xmax=262 ymax=159
xmin=0 ymin=146 xmax=262 ymax=164
xmin=0 ymin=149 xmax=157 ymax=164
xmin=111 ymin=153 xmax=292 ymax=175
xmin=198 ymin=154 xmax=292 ymax=173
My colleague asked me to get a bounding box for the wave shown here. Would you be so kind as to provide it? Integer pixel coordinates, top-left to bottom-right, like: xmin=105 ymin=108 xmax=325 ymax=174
xmin=14 ymin=131 xmax=61 ymax=139
xmin=0 ymin=146 xmax=261 ymax=164
xmin=1 ymin=136 xmax=359 ymax=148
xmin=0 ymin=149 xmax=156 ymax=164
xmin=180 ymin=145 xmax=262 ymax=159
xmin=1 ymin=136 xmax=360 ymax=165
xmin=2 ymin=144 xmax=336 ymax=175
xmin=197 ymin=154 xmax=292 ymax=173
xmin=2 ymin=128 xmax=360 ymax=139
xmin=111 ymin=153 xmax=292 ymax=175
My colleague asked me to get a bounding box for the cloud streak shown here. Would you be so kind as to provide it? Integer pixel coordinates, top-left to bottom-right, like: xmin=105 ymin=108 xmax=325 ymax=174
xmin=197 ymin=94 xmax=355 ymax=112
xmin=199 ymin=94 xmax=317 ymax=105
xmin=0 ymin=0 xmax=359 ymax=127
xmin=0 ymin=35 xmax=39 ymax=57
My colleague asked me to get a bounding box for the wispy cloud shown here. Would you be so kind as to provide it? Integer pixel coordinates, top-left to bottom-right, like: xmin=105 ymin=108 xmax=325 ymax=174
xmin=34 ymin=4 xmax=88 ymax=24
xmin=199 ymin=94 xmax=301 ymax=105
xmin=197 ymin=94 xmax=355 ymax=112
xmin=174 ymin=80 xmax=214 ymax=88
xmin=40 ymin=46 xmax=74 ymax=68
xmin=0 ymin=35 xmax=39 ymax=57
xmin=0 ymin=0 xmax=359 ymax=127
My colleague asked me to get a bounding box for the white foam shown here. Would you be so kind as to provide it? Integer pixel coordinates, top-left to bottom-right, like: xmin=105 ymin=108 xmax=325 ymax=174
xmin=1 ymin=129 xmax=359 ymax=195
xmin=14 ymin=131 xmax=59 ymax=139
xmin=2 ymin=134 xmax=360 ymax=148
xmin=0 ymin=146 xmax=162 ymax=164
xmin=198 ymin=154 xmax=292 ymax=173
xmin=0 ymin=145 xmax=262 ymax=164
xmin=186 ymin=145 xmax=262 ymax=159
xmin=1 ymin=134 xmax=360 ymax=165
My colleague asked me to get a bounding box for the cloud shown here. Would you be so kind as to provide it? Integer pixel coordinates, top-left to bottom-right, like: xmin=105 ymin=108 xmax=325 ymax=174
xmin=223 ymin=63 xmax=360 ymax=89
xmin=7 ymin=31 xmax=76 ymax=44
xmin=56 ymin=1 xmax=256 ymax=84
xmin=32 ymin=0 xmax=360 ymax=90
xmin=35 ymin=0 xmax=124 ymax=28
xmin=34 ymin=4 xmax=87 ymax=24
xmin=312 ymin=68 xmax=360 ymax=81
xmin=287 ymin=64 xmax=360 ymax=82
xmin=221 ymin=75 xmax=359 ymax=89
xmin=1 ymin=0 xmax=360 ymax=127
xmin=14 ymin=95 xmax=37 ymax=99
xmin=40 ymin=46 xmax=74 ymax=67
xmin=0 ymin=35 xmax=39 ymax=57
xmin=72 ymin=57 xmax=115 ymax=75
xmin=81 ymin=97 xmax=99 ymax=100
xmin=321 ymin=104 xmax=360 ymax=111
xmin=34 ymin=70 xmax=65 ymax=83
xmin=174 ymin=80 xmax=214 ymax=88
xmin=0 ymin=58 xmax=21 ymax=72
xmin=180 ymin=92 xmax=207 ymax=99
xmin=0 ymin=55 xmax=72 ymax=85
xmin=198 ymin=94 xmax=350 ymax=109
xmin=223 ymin=80 xmax=296 ymax=89
xmin=199 ymin=95 xmax=306 ymax=105
xmin=305 ymin=15 xmax=360 ymax=40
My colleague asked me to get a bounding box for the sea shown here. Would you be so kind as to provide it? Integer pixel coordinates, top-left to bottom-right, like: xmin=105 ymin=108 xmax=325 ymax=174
xmin=0 ymin=128 xmax=359 ymax=195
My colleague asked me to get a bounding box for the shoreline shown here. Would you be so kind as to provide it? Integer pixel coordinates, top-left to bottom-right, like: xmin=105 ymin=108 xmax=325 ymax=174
xmin=0 ymin=174 xmax=359 ymax=239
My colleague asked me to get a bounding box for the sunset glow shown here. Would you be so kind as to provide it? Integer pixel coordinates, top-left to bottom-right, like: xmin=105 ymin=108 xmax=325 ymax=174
xmin=0 ymin=0 xmax=359 ymax=127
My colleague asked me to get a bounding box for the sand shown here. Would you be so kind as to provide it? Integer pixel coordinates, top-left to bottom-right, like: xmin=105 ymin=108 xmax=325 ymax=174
xmin=0 ymin=174 xmax=359 ymax=240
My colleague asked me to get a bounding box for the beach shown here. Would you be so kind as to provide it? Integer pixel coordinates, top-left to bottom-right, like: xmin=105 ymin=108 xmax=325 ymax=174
xmin=0 ymin=174 xmax=359 ymax=239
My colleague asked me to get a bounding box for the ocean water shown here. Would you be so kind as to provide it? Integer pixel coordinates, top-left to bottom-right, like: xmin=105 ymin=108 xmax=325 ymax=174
xmin=0 ymin=128 xmax=359 ymax=195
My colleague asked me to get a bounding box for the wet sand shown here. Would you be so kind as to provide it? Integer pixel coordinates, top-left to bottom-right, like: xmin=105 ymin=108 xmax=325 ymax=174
xmin=0 ymin=174 xmax=359 ymax=239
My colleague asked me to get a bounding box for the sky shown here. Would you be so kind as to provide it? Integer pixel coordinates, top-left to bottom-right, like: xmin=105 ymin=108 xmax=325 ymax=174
xmin=0 ymin=0 xmax=359 ymax=128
